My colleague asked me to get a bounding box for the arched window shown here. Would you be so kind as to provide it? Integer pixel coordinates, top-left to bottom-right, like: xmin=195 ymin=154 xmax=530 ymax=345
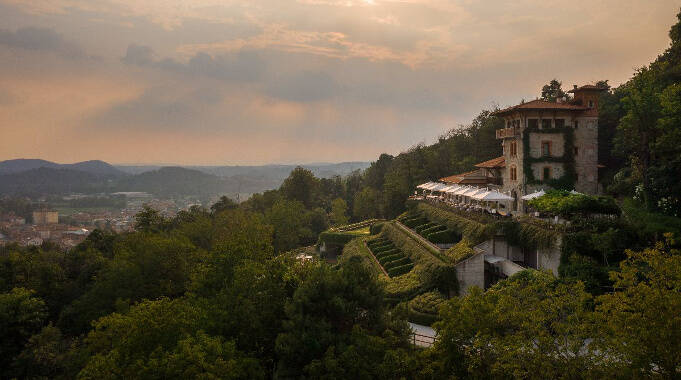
xmin=510 ymin=165 xmax=517 ymax=181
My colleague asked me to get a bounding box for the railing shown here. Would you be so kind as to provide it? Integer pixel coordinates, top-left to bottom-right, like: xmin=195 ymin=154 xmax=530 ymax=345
xmin=496 ymin=127 xmax=519 ymax=139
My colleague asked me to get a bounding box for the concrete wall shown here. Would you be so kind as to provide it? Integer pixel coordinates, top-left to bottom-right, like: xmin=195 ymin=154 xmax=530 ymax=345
xmin=455 ymin=253 xmax=485 ymax=295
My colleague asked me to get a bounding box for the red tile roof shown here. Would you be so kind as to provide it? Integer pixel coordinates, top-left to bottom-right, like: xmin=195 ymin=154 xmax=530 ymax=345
xmin=474 ymin=156 xmax=506 ymax=168
xmin=568 ymin=84 xmax=607 ymax=93
xmin=440 ymin=169 xmax=488 ymax=184
xmin=492 ymin=99 xmax=587 ymax=116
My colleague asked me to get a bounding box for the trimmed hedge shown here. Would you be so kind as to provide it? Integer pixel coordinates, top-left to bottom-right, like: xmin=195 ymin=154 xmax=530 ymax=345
xmin=378 ymin=253 xmax=404 ymax=265
xmin=382 ymin=222 xmax=458 ymax=294
xmin=420 ymin=224 xmax=447 ymax=236
xmin=388 ymin=263 xmax=414 ymax=277
xmin=339 ymin=238 xmax=384 ymax=277
xmin=317 ymin=231 xmax=359 ymax=247
xmin=445 ymin=239 xmax=476 ymax=263
xmin=403 ymin=217 xmax=428 ymax=228
xmin=427 ymin=229 xmax=460 ymax=244
xmin=415 ymin=222 xmax=438 ymax=234
xmin=417 ymin=202 xmax=493 ymax=244
xmin=383 ymin=257 xmax=411 ymax=269
xmin=370 ymin=222 xmax=385 ymax=235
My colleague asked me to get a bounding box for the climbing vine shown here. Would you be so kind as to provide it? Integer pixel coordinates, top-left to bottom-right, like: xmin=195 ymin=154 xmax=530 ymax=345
xmin=522 ymin=125 xmax=576 ymax=190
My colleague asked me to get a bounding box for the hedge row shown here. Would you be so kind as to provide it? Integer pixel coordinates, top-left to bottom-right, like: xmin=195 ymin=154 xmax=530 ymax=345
xmin=317 ymin=231 xmax=361 ymax=247
xmin=339 ymin=238 xmax=384 ymax=277
xmin=417 ymin=202 xmax=493 ymax=244
xmin=332 ymin=219 xmax=381 ymax=232
xmin=444 ymin=239 xmax=476 ymax=263
xmin=367 ymin=238 xmax=415 ymax=278
xmin=381 ymin=222 xmax=458 ymax=295
xmin=400 ymin=211 xmax=462 ymax=246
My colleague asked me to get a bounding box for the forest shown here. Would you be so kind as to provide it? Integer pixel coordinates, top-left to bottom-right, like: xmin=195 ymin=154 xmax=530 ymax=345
xmin=2 ymin=8 xmax=681 ymax=380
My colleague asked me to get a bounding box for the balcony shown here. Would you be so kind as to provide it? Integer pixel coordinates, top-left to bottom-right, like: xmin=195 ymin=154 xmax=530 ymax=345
xmin=496 ymin=127 xmax=519 ymax=139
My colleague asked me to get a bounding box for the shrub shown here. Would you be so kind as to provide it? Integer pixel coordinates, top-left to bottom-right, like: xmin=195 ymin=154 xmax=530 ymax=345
xmin=420 ymin=224 xmax=447 ymax=236
xmin=528 ymin=190 xmax=620 ymax=216
xmin=408 ymin=291 xmax=446 ymax=325
xmin=372 ymin=244 xmax=396 ymax=254
xmin=375 ymin=248 xmax=400 ymax=258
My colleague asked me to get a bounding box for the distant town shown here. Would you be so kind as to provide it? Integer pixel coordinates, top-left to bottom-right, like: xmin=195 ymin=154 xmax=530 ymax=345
xmin=0 ymin=193 xmax=206 ymax=248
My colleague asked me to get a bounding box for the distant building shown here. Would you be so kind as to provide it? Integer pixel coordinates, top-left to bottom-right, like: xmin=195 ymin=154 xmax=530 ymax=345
xmin=32 ymin=210 xmax=59 ymax=225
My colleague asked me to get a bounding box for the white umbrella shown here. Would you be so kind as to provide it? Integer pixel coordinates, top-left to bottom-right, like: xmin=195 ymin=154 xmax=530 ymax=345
xmin=521 ymin=190 xmax=545 ymax=200
xmin=445 ymin=185 xmax=462 ymax=194
xmin=416 ymin=182 xmax=433 ymax=190
xmin=430 ymin=183 xmax=448 ymax=192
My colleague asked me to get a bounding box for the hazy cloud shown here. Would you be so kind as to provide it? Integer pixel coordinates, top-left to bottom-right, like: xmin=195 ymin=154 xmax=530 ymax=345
xmin=0 ymin=27 xmax=83 ymax=57
xmin=0 ymin=0 xmax=679 ymax=164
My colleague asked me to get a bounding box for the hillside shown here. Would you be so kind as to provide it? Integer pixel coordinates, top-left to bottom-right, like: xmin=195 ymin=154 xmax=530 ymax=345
xmin=0 ymin=167 xmax=111 ymax=196
xmin=113 ymin=166 xmax=231 ymax=198
xmin=0 ymin=159 xmax=127 ymax=177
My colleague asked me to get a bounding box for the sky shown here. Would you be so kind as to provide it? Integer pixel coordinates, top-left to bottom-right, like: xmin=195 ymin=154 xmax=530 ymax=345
xmin=0 ymin=0 xmax=679 ymax=165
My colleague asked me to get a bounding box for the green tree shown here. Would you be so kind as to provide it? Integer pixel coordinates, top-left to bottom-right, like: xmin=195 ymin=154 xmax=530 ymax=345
xmin=280 ymin=167 xmax=320 ymax=208
xmin=329 ymin=197 xmax=349 ymax=226
xmin=0 ymin=288 xmax=48 ymax=373
xmin=593 ymin=235 xmax=681 ymax=378
xmin=275 ymin=257 xmax=410 ymax=378
xmin=134 ymin=205 xmax=167 ymax=232
xmin=353 ymin=187 xmax=382 ymax=220
xmin=433 ymin=271 xmax=596 ymax=379
xmin=210 ymin=195 xmax=238 ymax=214
xmin=541 ymin=79 xmax=568 ymax=102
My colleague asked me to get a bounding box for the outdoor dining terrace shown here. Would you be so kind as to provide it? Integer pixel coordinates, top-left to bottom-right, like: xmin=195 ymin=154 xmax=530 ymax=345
xmin=411 ymin=182 xmax=515 ymax=218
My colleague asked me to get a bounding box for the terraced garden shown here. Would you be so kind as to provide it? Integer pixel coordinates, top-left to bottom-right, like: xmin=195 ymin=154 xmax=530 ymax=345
xmin=366 ymin=238 xmax=414 ymax=277
xmin=398 ymin=212 xmax=462 ymax=246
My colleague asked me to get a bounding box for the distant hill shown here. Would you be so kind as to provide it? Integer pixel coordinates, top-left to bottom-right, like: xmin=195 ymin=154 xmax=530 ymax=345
xmin=0 ymin=159 xmax=371 ymax=198
xmin=113 ymin=167 xmax=231 ymax=198
xmin=0 ymin=167 xmax=111 ymax=196
xmin=0 ymin=159 xmax=127 ymax=177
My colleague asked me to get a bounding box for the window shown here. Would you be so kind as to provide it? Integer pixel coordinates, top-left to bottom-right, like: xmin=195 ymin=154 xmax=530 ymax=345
xmin=510 ymin=141 xmax=517 ymax=157
xmin=574 ymin=120 xmax=579 ymax=129
xmin=574 ymin=146 xmax=579 ymax=156
xmin=555 ymin=119 xmax=565 ymax=128
xmin=541 ymin=141 xmax=552 ymax=156
xmin=588 ymin=100 xmax=594 ymax=108
xmin=543 ymin=166 xmax=552 ymax=180
xmin=541 ymin=119 xmax=552 ymax=129
xmin=528 ymin=119 xmax=538 ymax=129
xmin=510 ymin=166 xmax=517 ymax=181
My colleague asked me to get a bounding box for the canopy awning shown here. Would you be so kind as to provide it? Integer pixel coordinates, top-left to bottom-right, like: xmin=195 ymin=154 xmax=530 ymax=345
xmin=429 ymin=183 xmax=448 ymax=191
xmin=453 ymin=186 xmax=474 ymax=195
xmin=462 ymin=187 xmax=487 ymax=197
xmin=473 ymin=190 xmax=515 ymax=201
xmin=521 ymin=190 xmax=545 ymax=200
xmin=416 ymin=182 xmax=434 ymax=190
xmin=444 ymin=185 xmax=462 ymax=194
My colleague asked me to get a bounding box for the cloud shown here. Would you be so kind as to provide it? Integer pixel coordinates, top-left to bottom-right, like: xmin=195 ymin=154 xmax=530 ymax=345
xmin=0 ymin=27 xmax=83 ymax=57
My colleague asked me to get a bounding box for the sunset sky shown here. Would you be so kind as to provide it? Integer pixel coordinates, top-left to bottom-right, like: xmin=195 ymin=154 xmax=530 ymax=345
xmin=0 ymin=0 xmax=679 ymax=165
